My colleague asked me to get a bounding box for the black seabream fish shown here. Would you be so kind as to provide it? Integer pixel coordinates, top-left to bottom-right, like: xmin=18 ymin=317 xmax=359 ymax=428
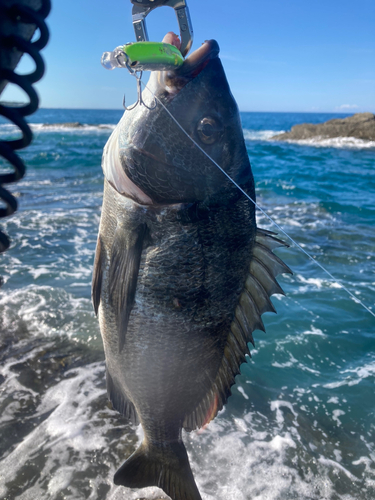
xmin=92 ymin=37 xmax=291 ymax=500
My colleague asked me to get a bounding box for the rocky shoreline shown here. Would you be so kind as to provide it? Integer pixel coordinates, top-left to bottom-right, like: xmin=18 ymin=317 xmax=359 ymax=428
xmin=272 ymin=112 xmax=375 ymax=142
xmin=41 ymin=122 xmax=112 ymax=129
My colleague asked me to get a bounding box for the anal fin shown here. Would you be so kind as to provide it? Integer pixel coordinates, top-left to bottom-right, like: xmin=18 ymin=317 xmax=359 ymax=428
xmin=106 ymin=369 xmax=139 ymax=424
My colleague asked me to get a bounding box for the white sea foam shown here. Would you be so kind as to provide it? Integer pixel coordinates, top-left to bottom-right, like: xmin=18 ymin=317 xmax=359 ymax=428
xmin=0 ymin=362 xmax=111 ymax=499
xmin=47 ymin=467 xmax=76 ymax=496
xmin=0 ymin=284 xmax=99 ymax=340
xmin=32 ymin=123 xmax=117 ymax=133
xmin=318 ymin=456 xmax=358 ymax=482
xmin=327 ymin=397 xmax=340 ymax=404
xmin=303 ymin=325 xmax=325 ymax=336
xmin=243 ymin=129 xmax=284 ymax=141
xmin=237 ymin=386 xmax=249 ymax=400
xmin=0 ymin=351 xmax=373 ymax=500
xmin=255 ymin=199 xmax=338 ymax=236
xmin=279 ymin=135 xmax=375 ymax=149
xmin=242 ymin=127 xmax=375 ymax=149
xmin=323 ymin=359 xmax=375 ymax=389
xmin=185 ymin=411 xmax=355 ymax=500
xmin=270 ymin=400 xmax=298 ymax=425
xmin=296 ymin=274 xmax=343 ymax=291
xmin=0 ymin=122 xmax=116 ymax=136
xmin=332 ymin=409 xmax=346 ymax=427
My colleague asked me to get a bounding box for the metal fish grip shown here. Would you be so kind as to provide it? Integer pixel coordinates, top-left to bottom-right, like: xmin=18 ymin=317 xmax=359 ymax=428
xmin=0 ymin=0 xmax=50 ymax=257
xmin=130 ymin=0 xmax=193 ymax=57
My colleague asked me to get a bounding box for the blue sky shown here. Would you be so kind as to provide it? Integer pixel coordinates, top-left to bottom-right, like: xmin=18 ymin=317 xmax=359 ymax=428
xmin=3 ymin=0 xmax=375 ymax=112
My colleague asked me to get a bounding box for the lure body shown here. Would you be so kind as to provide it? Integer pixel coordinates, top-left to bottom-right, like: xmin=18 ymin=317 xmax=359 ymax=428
xmin=101 ymin=42 xmax=184 ymax=72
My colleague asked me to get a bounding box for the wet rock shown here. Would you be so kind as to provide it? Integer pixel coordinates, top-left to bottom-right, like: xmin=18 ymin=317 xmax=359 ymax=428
xmin=41 ymin=122 xmax=84 ymax=128
xmin=272 ymin=112 xmax=375 ymax=141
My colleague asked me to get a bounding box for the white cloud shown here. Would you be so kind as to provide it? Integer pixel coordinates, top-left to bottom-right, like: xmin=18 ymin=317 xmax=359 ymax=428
xmin=336 ymin=104 xmax=359 ymax=110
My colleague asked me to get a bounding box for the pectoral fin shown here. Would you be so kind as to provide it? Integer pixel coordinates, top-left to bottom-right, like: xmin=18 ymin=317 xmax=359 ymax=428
xmin=92 ymin=236 xmax=104 ymax=316
xmin=108 ymin=222 xmax=148 ymax=352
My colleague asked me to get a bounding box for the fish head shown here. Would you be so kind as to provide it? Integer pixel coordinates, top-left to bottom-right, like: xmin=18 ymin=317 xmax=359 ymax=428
xmin=103 ymin=40 xmax=254 ymax=206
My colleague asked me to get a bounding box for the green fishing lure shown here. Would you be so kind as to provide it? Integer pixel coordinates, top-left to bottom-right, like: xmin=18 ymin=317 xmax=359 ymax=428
xmin=101 ymin=42 xmax=184 ymax=72
xmin=123 ymin=41 xmax=184 ymax=71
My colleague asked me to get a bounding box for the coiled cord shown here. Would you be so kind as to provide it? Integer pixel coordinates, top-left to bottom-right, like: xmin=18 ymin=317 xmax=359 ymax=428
xmin=0 ymin=0 xmax=51 ymax=253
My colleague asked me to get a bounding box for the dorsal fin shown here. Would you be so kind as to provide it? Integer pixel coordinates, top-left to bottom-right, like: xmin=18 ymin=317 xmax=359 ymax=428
xmin=255 ymin=228 xmax=289 ymax=249
xmin=252 ymin=243 xmax=292 ymax=277
xmin=183 ymin=228 xmax=292 ymax=431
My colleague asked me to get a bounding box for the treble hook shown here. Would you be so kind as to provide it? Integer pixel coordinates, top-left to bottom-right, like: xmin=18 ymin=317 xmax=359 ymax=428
xmin=123 ymin=62 xmax=157 ymax=111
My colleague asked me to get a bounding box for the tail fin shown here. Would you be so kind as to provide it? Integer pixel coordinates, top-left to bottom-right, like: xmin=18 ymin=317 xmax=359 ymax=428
xmin=114 ymin=439 xmax=202 ymax=500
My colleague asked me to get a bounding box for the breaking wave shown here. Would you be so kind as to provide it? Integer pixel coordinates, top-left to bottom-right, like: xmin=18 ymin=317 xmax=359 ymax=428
xmin=243 ymin=128 xmax=375 ymax=149
xmin=0 ymin=122 xmax=116 ymax=136
xmin=242 ymin=129 xmax=284 ymax=141
xmin=275 ymin=135 xmax=375 ymax=149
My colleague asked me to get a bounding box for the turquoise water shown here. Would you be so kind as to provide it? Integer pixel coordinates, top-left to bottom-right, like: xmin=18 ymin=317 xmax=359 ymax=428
xmin=0 ymin=109 xmax=374 ymax=500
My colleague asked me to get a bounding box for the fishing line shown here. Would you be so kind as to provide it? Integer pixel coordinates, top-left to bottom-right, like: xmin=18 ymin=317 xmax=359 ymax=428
xmin=139 ymin=80 xmax=375 ymax=319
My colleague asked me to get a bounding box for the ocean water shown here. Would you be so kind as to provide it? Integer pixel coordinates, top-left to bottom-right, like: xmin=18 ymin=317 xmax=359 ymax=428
xmin=0 ymin=108 xmax=374 ymax=500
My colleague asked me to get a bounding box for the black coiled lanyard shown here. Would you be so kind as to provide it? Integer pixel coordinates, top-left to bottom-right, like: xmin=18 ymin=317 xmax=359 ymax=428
xmin=0 ymin=0 xmax=51 ymax=263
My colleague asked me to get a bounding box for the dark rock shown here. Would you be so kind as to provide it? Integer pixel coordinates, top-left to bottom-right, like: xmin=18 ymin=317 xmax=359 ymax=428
xmin=41 ymin=122 xmax=84 ymax=128
xmin=272 ymin=112 xmax=375 ymax=142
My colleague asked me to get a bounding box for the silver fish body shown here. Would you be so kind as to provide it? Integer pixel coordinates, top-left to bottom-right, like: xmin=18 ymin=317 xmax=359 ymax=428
xmin=93 ymin=39 xmax=291 ymax=500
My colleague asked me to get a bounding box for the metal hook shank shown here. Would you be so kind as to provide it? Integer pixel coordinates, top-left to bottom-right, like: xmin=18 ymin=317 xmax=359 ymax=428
xmin=131 ymin=0 xmax=193 ymax=57
xmin=123 ymin=70 xmax=157 ymax=111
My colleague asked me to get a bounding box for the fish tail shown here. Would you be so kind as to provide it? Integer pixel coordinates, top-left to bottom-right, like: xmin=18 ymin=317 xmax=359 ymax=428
xmin=114 ymin=439 xmax=202 ymax=500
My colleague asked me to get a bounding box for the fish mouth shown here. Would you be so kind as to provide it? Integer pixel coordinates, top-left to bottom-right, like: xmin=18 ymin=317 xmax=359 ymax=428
xmin=177 ymin=39 xmax=220 ymax=77
xmin=158 ymin=39 xmax=220 ymax=95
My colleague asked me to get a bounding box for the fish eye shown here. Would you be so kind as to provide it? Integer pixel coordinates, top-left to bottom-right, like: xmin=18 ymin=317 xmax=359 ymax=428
xmin=197 ymin=117 xmax=222 ymax=145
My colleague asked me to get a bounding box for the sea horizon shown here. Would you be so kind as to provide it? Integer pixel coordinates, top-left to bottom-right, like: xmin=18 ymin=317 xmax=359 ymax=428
xmin=2 ymin=102 xmax=372 ymax=114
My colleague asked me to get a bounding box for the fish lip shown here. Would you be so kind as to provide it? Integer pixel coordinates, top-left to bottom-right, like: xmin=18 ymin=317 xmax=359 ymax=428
xmin=157 ymin=40 xmax=220 ymax=98
xmin=175 ymin=39 xmax=220 ymax=78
